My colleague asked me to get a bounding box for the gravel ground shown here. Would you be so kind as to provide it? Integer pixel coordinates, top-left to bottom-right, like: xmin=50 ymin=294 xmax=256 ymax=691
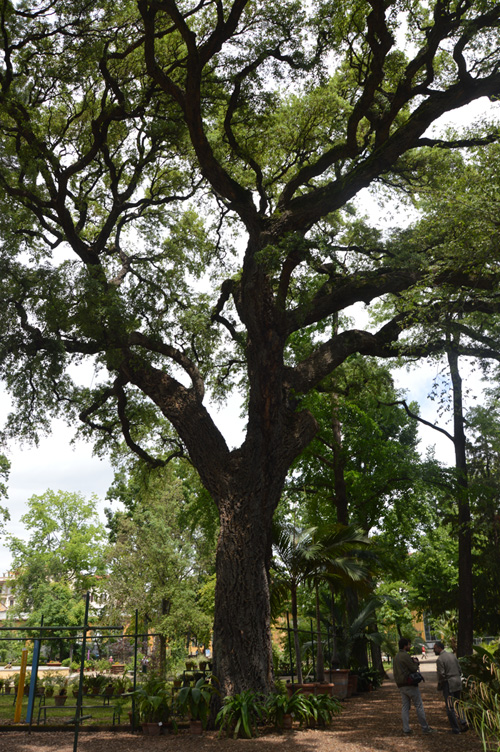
xmin=0 ymin=657 xmax=484 ymax=752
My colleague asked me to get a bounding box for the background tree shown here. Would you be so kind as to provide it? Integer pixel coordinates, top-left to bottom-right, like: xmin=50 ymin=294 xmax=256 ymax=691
xmin=0 ymin=453 xmax=9 ymax=537
xmin=1 ymin=1 xmax=500 ymax=693
xmin=7 ymin=489 xmax=107 ymax=658
xmin=465 ymin=394 xmax=500 ymax=636
xmin=103 ymin=462 xmax=215 ymax=675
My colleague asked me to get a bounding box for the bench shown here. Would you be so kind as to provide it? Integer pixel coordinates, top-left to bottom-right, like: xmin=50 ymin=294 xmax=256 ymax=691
xmin=37 ymin=703 xmax=122 ymax=725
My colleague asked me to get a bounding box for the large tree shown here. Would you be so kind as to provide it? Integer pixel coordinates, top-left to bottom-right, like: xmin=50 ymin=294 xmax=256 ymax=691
xmin=1 ymin=0 xmax=500 ymax=694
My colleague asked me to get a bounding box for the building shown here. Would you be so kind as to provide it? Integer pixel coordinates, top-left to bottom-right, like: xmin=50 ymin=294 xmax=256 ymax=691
xmin=0 ymin=572 xmax=15 ymax=621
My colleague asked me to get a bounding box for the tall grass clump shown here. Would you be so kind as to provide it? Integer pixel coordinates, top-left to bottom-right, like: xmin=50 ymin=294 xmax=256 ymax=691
xmin=459 ymin=644 xmax=500 ymax=752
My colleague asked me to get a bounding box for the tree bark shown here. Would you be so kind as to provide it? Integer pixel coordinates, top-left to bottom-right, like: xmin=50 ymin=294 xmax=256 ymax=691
xmin=370 ymin=626 xmax=385 ymax=679
xmin=447 ymin=348 xmax=474 ymax=657
xmin=329 ymin=586 xmax=341 ymax=670
xmin=332 ymin=396 xmax=349 ymax=526
xmin=212 ymin=488 xmax=275 ymax=695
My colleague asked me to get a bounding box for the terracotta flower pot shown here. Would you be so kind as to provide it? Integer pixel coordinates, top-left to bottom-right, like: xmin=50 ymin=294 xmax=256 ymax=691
xmin=315 ymin=682 xmax=335 ymax=696
xmin=189 ymin=719 xmax=203 ymax=735
xmin=142 ymin=722 xmax=162 ymax=735
xmin=282 ymin=713 xmax=293 ymax=729
xmin=328 ymin=669 xmax=349 ymax=699
xmin=347 ymin=674 xmax=358 ymax=697
xmin=286 ymin=682 xmax=316 ymax=697
xmin=54 ymin=695 xmax=67 ymax=706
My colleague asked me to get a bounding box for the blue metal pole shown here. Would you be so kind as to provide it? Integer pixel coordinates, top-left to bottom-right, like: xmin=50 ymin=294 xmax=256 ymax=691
xmin=26 ymin=615 xmax=43 ymax=726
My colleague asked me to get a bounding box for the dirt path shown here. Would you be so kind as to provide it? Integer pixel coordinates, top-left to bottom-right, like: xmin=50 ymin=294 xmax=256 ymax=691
xmin=0 ymin=658 xmax=482 ymax=752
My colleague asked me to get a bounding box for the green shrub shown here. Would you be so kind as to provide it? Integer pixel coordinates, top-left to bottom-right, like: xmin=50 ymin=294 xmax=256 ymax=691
xmin=459 ymin=647 xmax=500 ymax=752
xmin=128 ymin=675 xmax=171 ymax=724
xmin=303 ymin=693 xmax=342 ymax=726
xmin=216 ymin=690 xmax=266 ymax=738
xmin=177 ymin=677 xmax=218 ymax=728
xmin=351 ymin=666 xmax=383 ymax=690
xmin=265 ymin=689 xmax=311 ymax=727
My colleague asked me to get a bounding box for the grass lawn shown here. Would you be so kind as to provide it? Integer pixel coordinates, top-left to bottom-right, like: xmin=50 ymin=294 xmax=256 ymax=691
xmin=0 ymin=691 xmax=132 ymax=726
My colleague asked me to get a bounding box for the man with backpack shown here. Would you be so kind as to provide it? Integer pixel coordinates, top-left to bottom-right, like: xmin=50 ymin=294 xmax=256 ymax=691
xmin=393 ymin=637 xmax=435 ymax=735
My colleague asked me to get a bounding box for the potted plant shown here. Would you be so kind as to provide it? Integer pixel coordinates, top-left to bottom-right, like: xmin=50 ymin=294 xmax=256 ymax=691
xmin=4 ymin=678 xmax=12 ymax=695
xmin=66 ymin=676 xmax=81 ymax=698
xmin=129 ymin=676 xmax=172 ymax=735
xmin=86 ymin=673 xmax=106 ymax=695
xmin=113 ymin=674 xmax=131 ymax=695
xmin=23 ymin=671 xmax=31 ymax=695
xmin=352 ymin=666 xmax=382 ymax=692
xmin=54 ymin=678 xmax=68 ymax=706
xmin=303 ymin=693 xmax=341 ymax=728
xmin=178 ymin=677 xmax=218 ymax=734
xmin=265 ymin=689 xmax=309 ymax=730
xmin=41 ymin=675 xmax=55 ymax=698
xmin=12 ymin=672 xmax=30 ymax=696
xmin=110 ymin=662 xmax=126 ymax=675
xmin=216 ymin=689 xmax=266 ymax=738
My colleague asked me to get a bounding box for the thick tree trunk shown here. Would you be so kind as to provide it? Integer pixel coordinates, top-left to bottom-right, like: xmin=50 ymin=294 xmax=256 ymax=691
xmin=370 ymin=628 xmax=385 ymax=678
xmin=347 ymin=588 xmax=368 ymax=668
xmin=211 ymin=470 xmax=284 ymax=697
xmin=448 ymin=349 xmax=473 ymax=657
xmin=125 ymin=246 xmax=318 ymax=697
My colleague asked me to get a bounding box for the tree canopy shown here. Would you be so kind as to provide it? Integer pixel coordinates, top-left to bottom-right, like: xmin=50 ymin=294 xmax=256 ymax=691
xmin=1 ymin=0 xmax=500 ymax=692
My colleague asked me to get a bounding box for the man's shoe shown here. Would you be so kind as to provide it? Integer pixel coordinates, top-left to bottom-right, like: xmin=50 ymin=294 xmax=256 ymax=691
xmin=423 ymin=727 xmax=435 ymax=734
xmin=403 ymin=730 xmax=413 ymax=735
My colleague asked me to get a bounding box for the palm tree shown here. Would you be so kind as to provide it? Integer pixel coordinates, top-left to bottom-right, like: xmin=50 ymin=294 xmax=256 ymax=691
xmin=271 ymin=522 xmax=323 ymax=683
xmin=306 ymin=525 xmax=370 ymax=682
xmin=271 ymin=521 xmax=370 ymax=683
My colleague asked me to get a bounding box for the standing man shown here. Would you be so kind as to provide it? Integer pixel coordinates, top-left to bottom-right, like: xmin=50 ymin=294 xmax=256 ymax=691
xmin=433 ymin=640 xmax=468 ymax=734
xmin=393 ymin=637 xmax=435 ymax=736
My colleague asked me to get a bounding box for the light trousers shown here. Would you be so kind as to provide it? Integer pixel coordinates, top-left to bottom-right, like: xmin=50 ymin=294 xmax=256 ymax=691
xmin=398 ymin=685 xmax=431 ymax=733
